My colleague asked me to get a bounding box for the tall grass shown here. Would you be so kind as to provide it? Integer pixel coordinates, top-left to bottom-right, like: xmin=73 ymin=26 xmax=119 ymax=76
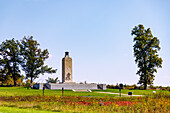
xmin=0 ymin=92 xmax=169 ymax=112
xmin=0 ymin=87 xmax=169 ymax=112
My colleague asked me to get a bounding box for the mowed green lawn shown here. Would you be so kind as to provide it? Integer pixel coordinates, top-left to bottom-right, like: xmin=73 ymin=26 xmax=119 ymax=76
xmin=95 ymin=88 xmax=170 ymax=95
xmin=0 ymin=87 xmax=169 ymax=97
xmin=0 ymin=87 xmax=118 ymax=97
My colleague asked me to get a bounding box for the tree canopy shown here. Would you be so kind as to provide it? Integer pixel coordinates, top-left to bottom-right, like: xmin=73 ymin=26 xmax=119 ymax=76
xmin=0 ymin=38 xmax=22 ymax=86
xmin=0 ymin=36 xmax=57 ymax=85
xmin=131 ymin=24 xmax=163 ymax=89
xmin=20 ymin=36 xmax=57 ymax=83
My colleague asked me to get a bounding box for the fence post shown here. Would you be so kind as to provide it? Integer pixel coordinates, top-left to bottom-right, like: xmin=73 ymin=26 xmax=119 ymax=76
xmin=43 ymin=86 xmax=45 ymax=96
xmin=62 ymin=87 xmax=64 ymax=96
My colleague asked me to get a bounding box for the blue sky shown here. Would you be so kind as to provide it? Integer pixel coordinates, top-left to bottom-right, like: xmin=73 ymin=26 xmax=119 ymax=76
xmin=0 ymin=0 xmax=169 ymax=86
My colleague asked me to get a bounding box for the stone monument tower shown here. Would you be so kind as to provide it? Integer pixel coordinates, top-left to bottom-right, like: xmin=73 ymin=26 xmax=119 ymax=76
xmin=62 ymin=52 xmax=72 ymax=83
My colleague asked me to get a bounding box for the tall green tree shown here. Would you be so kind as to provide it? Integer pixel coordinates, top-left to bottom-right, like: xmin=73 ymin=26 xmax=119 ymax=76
xmin=131 ymin=24 xmax=163 ymax=89
xmin=20 ymin=36 xmax=57 ymax=83
xmin=0 ymin=38 xmax=22 ymax=86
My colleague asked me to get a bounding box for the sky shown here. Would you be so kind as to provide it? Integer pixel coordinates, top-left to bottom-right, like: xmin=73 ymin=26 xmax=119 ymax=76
xmin=0 ymin=0 xmax=169 ymax=86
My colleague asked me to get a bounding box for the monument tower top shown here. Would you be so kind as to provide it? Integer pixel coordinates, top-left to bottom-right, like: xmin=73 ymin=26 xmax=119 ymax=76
xmin=65 ymin=51 xmax=69 ymax=57
xmin=62 ymin=51 xmax=72 ymax=83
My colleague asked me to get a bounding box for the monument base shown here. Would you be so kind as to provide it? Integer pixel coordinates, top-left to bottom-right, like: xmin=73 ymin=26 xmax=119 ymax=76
xmin=34 ymin=83 xmax=106 ymax=90
xmin=62 ymin=82 xmax=76 ymax=84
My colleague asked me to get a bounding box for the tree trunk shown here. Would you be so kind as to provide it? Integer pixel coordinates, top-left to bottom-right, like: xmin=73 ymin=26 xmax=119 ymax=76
xmin=144 ymin=83 xmax=147 ymax=90
xmin=13 ymin=62 xmax=17 ymax=86
xmin=31 ymin=77 xmax=33 ymax=84
xmin=13 ymin=72 xmax=17 ymax=86
xmin=13 ymin=77 xmax=16 ymax=86
xmin=143 ymin=54 xmax=147 ymax=90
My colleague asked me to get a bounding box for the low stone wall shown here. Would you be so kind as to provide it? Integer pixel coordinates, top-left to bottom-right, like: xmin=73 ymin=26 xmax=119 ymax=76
xmin=34 ymin=83 xmax=106 ymax=90
xmin=98 ymin=84 xmax=106 ymax=90
xmin=36 ymin=83 xmax=45 ymax=89
xmin=49 ymin=83 xmax=98 ymax=89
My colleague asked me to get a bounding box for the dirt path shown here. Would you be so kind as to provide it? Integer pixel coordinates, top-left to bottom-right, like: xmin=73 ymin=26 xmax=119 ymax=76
xmin=96 ymin=92 xmax=144 ymax=97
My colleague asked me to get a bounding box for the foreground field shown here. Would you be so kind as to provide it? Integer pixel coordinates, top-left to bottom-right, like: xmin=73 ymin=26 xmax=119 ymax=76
xmin=0 ymin=106 xmax=54 ymax=113
xmin=0 ymin=87 xmax=169 ymax=113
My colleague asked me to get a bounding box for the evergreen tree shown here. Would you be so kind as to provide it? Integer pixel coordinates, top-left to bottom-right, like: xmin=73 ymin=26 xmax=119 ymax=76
xmin=131 ymin=24 xmax=162 ymax=89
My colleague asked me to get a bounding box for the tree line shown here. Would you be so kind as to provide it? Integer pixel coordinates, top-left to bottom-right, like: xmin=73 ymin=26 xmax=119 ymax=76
xmin=0 ymin=36 xmax=56 ymax=86
xmin=0 ymin=24 xmax=163 ymax=89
